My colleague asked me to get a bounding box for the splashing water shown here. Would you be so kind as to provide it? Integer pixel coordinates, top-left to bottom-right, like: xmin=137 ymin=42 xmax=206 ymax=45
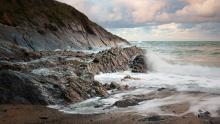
xmin=50 ymin=41 xmax=220 ymax=117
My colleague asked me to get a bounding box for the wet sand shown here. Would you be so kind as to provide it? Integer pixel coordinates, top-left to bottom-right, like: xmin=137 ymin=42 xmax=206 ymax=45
xmin=1 ymin=104 xmax=220 ymax=124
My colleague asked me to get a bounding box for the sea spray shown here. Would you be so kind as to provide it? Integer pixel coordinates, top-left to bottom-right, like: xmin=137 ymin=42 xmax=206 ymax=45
xmin=145 ymin=50 xmax=220 ymax=77
xmin=52 ymin=41 xmax=220 ymax=117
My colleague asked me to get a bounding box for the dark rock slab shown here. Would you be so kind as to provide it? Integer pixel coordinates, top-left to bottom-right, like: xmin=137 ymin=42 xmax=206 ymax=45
xmin=114 ymin=99 xmax=139 ymax=108
xmin=0 ymin=70 xmax=108 ymax=105
xmin=129 ymin=55 xmax=147 ymax=73
xmin=84 ymin=46 xmax=146 ymax=74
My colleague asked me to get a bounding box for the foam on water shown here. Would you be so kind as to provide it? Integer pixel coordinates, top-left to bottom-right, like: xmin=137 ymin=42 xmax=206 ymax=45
xmin=50 ymin=44 xmax=220 ymax=117
xmin=146 ymin=51 xmax=220 ymax=77
xmin=95 ymin=50 xmax=220 ymax=93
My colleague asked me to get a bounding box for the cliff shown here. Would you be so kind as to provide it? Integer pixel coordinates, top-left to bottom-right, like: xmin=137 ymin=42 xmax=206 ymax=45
xmin=0 ymin=0 xmax=128 ymax=53
xmin=0 ymin=0 xmax=147 ymax=106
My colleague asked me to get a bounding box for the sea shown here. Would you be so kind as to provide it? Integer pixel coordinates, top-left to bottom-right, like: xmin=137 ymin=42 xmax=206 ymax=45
xmin=51 ymin=41 xmax=220 ymax=116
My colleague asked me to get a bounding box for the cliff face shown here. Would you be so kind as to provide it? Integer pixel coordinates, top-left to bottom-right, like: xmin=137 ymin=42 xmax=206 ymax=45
xmin=0 ymin=0 xmax=128 ymax=51
xmin=0 ymin=0 xmax=147 ymax=106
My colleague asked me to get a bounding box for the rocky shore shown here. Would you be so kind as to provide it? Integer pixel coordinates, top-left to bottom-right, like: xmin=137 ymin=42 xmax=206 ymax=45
xmin=0 ymin=0 xmax=145 ymax=106
xmin=0 ymin=46 xmax=146 ymax=105
xmin=1 ymin=0 xmax=220 ymax=124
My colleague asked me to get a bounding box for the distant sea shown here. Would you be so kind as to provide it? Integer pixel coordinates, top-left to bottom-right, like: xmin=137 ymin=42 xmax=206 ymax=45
xmin=130 ymin=41 xmax=220 ymax=67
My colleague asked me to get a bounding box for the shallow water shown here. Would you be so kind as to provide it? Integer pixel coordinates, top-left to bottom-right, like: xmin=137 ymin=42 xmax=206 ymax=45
xmin=50 ymin=41 xmax=220 ymax=117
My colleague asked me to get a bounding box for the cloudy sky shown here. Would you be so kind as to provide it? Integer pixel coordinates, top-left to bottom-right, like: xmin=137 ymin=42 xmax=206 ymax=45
xmin=57 ymin=0 xmax=220 ymax=41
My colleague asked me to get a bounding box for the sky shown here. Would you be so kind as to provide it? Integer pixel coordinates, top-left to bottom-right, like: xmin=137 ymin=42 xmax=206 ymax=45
xmin=57 ymin=0 xmax=220 ymax=41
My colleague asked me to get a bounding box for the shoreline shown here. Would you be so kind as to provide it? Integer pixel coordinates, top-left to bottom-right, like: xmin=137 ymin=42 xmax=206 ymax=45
xmin=1 ymin=104 xmax=220 ymax=124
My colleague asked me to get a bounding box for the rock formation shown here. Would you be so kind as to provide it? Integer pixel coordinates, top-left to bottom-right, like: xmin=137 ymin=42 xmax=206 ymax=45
xmin=82 ymin=46 xmax=145 ymax=74
xmin=0 ymin=0 xmax=129 ymax=60
xmin=0 ymin=0 xmax=147 ymax=105
xmin=129 ymin=55 xmax=147 ymax=73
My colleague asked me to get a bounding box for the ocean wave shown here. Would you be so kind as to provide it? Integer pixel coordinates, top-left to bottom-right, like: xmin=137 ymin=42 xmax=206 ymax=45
xmin=145 ymin=51 xmax=220 ymax=77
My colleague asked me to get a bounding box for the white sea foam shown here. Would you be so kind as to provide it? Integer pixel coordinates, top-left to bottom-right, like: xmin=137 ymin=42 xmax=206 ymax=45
xmin=146 ymin=51 xmax=220 ymax=77
xmin=51 ymin=50 xmax=220 ymax=116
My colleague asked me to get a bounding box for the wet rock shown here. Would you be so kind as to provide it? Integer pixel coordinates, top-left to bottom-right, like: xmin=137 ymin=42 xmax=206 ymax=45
xmin=114 ymin=99 xmax=138 ymax=107
xmin=0 ymin=61 xmax=25 ymax=71
xmin=92 ymin=58 xmax=100 ymax=63
xmin=0 ymin=70 xmax=108 ymax=105
xmin=110 ymin=81 xmax=121 ymax=89
xmin=158 ymin=87 xmax=166 ymax=91
xmin=140 ymin=115 xmax=162 ymax=122
xmin=198 ymin=110 xmax=211 ymax=118
xmin=0 ymin=70 xmax=63 ymax=105
xmin=122 ymin=85 xmax=129 ymax=90
xmin=103 ymin=84 xmax=111 ymax=90
xmin=85 ymin=47 xmax=145 ymax=74
xmin=80 ymin=73 xmax=94 ymax=81
xmin=129 ymin=55 xmax=147 ymax=73
xmin=121 ymin=75 xmax=140 ymax=81
xmin=94 ymin=86 xmax=108 ymax=97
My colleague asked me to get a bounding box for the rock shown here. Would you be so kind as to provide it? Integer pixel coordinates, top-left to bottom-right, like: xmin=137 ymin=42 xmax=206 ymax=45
xmin=104 ymin=83 xmax=129 ymax=91
xmin=129 ymin=55 xmax=147 ymax=73
xmin=121 ymin=75 xmax=140 ymax=81
xmin=0 ymin=70 xmax=108 ymax=105
xmin=158 ymin=87 xmax=166 ymax=91
xmin=140 ymin=115 xmax=162 ymax=122
xmin=0 ymin=0 xmax=129 ymax=53
xmin=103 ymin=84 xmax=111 ymax=90
xmin=198 ymin=110 xmax=211 ymax=118
xmin=121 ymin=84 xmax=129 ymax=90
xmin=80 ymin=73 xmax=94 ymax=82
xmin=85 ymin=47 xmax=145 ymax=74
xmin=110 ymin=81 xmax=121 ymax=89
xmin=114 ymin=99 xmax=139 ymax=107
xmin=0 ymin=61 xmax=25 ymax=71
xmin=0 ymin=70 xmax=63 ymax=105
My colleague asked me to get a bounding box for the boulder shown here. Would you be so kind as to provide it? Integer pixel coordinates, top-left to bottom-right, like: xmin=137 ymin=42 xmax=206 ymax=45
xmin=0 ymin=70 xmax=63 ymax=105
xmin=198 ymin=110 xmax=210 ymax=118
xmin=129 ymin=55 xmax=147 ymax=73
xmin=110 ymin=81 xmax=121 ymax=89
xmin=114 ymin=99 xmax=139 ymax=107
xmin=0 ymin=70 xmax=108 ymax=105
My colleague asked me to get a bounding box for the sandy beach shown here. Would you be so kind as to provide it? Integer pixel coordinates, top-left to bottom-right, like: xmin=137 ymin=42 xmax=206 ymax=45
xmin=0 ymin=105 xmax=210 ymax=124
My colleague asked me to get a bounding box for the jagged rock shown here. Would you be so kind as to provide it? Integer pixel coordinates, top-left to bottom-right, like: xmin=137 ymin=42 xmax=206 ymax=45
xmin=114 ymin=99 xmax=139 ymax=108
xmin=0 ymin=70 xmax=108 ymax=105
xmin=85 ymin=46 xmax=145 ymax=74
xmin=0 ymin=61 xmax=25 ymax=71
xmin=103 ymin=84 xmax=111 ymax=90
xmin=0 ymin=70 xmax=64 ymax=105
xmin=0 ymin=0 xmax=129 ymax=53
xmin=80 ymin=73 xmax=95 ymax=81
xmin=129 ymin=55 xmax=147 ymax=73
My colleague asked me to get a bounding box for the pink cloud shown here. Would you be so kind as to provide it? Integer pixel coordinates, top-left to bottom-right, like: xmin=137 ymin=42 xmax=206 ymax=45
xmin=177 ymin=0 xmax=220 ymax=17
xmin=113 ymin=0 xmax=166 ymax=23
xmin=56 ymin=0 xmax=220 ymax=25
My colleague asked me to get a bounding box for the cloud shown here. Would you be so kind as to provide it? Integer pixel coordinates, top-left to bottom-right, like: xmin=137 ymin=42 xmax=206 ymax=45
xmin=112 ymin=0 xmax=166 ymax=23
xmin=57 ymin=0 xmax=220 ymax=27
xmin=108 ymin=22 xmax=220 ymax=41
xmin=56 ymin=0 xmax=220 ymax=41
xmin=174 ymin=0 xmax=220 ymax=22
